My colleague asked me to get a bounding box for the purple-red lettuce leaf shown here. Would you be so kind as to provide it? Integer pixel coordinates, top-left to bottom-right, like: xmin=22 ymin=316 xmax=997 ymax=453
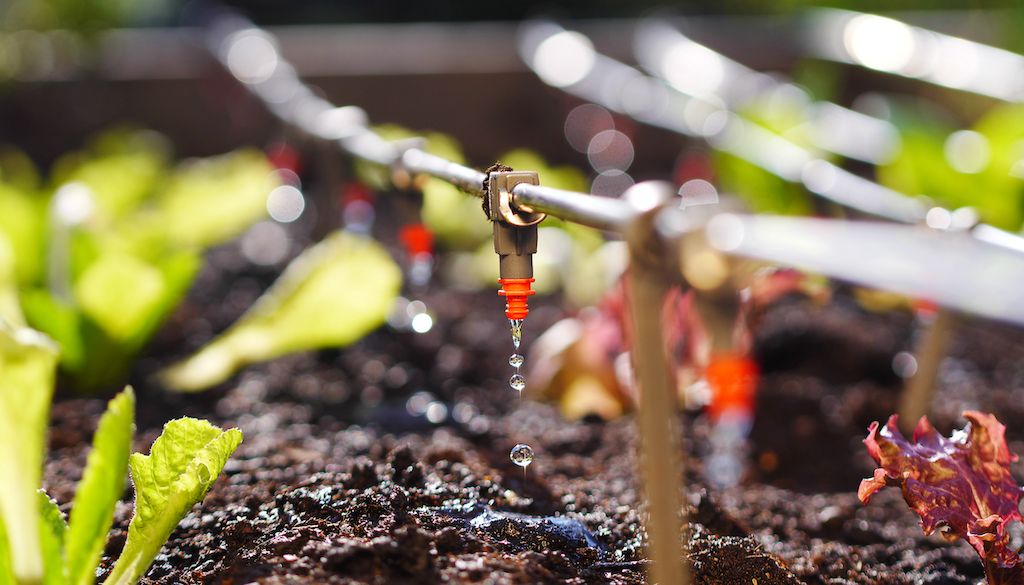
xmin=859 ymin=411 xmax=1024 ymax=583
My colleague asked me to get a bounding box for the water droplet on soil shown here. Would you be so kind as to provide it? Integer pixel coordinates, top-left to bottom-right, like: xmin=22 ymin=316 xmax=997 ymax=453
xmin=510 ymin=443 xmax=534 ymax=467
xmin=509 ymin=353 xmax=524 ymax=368
xmin=509 ymin=373 xmax=526 ymax=392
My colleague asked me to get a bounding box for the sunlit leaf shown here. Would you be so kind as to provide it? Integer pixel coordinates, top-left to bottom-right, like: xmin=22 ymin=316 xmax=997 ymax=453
xmin=0 ymin=234 xmax=23 ymax=326
xmin=66 ymin=388 xmax=134 ymax=585
xmin=21 ymin=291 xmax=86 ymax=374
xmin=103 ymin=419 xmax=242 ymax=585
xmin=0 ymin=322 xmax=58 ymax=583
xmin=74 ymin=253 xmax=166 ymax=344
xmin=161 ymin=231 xmax=401 ymax=391
xmin=147 ymin=149 xmax=276 ymax=249
xmin=0 ymin=182 xmax=45 ymax=285
xmin=0 ymin=511 xmax=14 ymax=584
xmin=38 ymin=490 xmax=67 ymax=585
xmin=54 ymin=155 xmax=164 ymax=225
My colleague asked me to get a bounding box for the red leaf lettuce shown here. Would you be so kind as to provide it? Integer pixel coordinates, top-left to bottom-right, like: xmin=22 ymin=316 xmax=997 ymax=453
xmin=859 ymin=412 xmax=1024 ymax=584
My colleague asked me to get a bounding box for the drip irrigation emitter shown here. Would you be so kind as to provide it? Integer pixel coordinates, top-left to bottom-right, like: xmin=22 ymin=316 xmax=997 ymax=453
xmin=484 ymin=169 xmax=544 ymax=321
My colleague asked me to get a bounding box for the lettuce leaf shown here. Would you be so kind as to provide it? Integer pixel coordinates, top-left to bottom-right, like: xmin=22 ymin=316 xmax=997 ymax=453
xmin=0 ymin=322 xmax=58 ymax=584
xmin=65 ymin=389 xmax=134 ymax=585
xmin=103 ymin=419 xmax=242 ymax=585
xmin=0 ymin=182 xmax=45 ymax=286
xmin=24 ymin=248 xmax=199 ymax=393
xmin=0 ymin=512 xmax=13 ymax=584
xmin=152 ymin=149 xmax=275 ymax=249
xmin=37 ymin=491 xmax=67 ymax=585
xmin=860 ymin=412 xmax=1024 ymax=583
xmin=0 ymin=234 xmax=24 ymax=326
xmin=161 ymin=231 xmax=401 ymax=391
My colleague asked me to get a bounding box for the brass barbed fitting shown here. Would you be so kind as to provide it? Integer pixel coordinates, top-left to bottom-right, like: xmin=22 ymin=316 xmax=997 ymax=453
xmin=485 ymin=168 xmax=546 ymax=320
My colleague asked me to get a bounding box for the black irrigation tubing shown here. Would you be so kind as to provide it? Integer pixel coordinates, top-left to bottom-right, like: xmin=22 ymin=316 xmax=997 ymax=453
xmin=517 ymin=21 xmax=1024 ymax=256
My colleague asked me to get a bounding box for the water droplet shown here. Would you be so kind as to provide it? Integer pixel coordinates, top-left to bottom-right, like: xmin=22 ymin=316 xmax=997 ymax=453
xmin=510 ymin=318 xmax=523 ymax=349
xmin=705 ymin=453 xmax=742 ymax=489
xmin=509 ymin=353 xmax=524 ymax=368
xmin=509 ymin=373 xmax=526 ymax=392
xmin=510 ymin=443 xmax=534 ymax=467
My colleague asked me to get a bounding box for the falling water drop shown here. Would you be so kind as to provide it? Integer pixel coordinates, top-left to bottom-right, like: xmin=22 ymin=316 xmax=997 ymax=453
xmin=509 ymin=373 xmax=526 ymax=392
xmin=509 ymin=353 xmax=524 ymax=368
xmin=510 ymin=318 xmax=523 ymax=349
xmin=510 ymin=443 xmax=534 ymax=468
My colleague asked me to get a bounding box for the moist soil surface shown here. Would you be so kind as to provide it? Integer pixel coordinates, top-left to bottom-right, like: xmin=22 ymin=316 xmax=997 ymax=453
xmin=43 ymin=236 xmax=1024 ymax=585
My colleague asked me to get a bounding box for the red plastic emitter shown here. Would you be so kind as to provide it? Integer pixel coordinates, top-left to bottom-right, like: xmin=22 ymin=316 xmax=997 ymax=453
xmin=706 ymin=352 xmax=759 ymax=422
xmin=498 ymin=278 xmax=536 ymax=321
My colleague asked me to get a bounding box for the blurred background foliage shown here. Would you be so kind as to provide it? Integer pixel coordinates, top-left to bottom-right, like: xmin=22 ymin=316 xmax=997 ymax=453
xmin=0 ymin=128 xmax=277 ymax=392
xmin=1 ymin=0 xmax=1021 ymax=30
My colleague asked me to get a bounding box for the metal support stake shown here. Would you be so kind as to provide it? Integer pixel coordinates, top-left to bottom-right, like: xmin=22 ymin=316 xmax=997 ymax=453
xmin=625 ymin=202 xmax=689 ymax=585
xmin=897 ymin=211 xmax=971 ymax=433
xmin=898 ymin=308 xmax=956 ymax=433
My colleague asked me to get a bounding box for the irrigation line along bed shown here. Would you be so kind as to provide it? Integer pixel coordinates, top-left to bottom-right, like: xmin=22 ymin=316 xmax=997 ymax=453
xmin=210 ymin=15 xmax=1024 ymax=585
xmin=805 ymin=8 xmax=1024 ymax=103
xmin=518 ymin=21 xmax=1024 ymax=256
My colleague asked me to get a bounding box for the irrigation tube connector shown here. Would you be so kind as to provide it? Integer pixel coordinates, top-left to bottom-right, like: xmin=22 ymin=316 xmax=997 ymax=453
xmin=212 ymin=14 xmax=1024 ymax=585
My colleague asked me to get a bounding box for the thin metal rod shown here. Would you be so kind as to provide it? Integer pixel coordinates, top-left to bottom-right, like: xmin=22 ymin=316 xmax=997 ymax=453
xmin=634 ymin=18 xmax=901 ymax=166
xmin=805 ymin=8 xmax=1024 ymax=103
xmin=898 ymin=308 xmax=956 ymax=433
xmin=626 ymin=251 xmax=688 ymax=585
xmin=400 ymin=149 xmax=486 ymax=195
xmin=512 ymin=183 xmax=638 ymax=232
xmin=519 ymin=22 xmax=1024 ymax=255
xmin=210 ymin=17 xmax=634 ymax=225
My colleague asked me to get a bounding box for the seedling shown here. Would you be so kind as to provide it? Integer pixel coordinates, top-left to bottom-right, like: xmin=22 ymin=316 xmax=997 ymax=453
xmin=859 ymin=412 xmax=1024 ymax=584
xmin=0 ymin=321 xmax=242 ymax=585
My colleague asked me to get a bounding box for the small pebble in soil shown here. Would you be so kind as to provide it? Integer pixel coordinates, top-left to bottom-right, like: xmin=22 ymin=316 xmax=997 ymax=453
xmin=510 ymin=443 xmax=534 ymax=468
xmin=508 ymin=353 xmax=524 ymax=368
xmin=509 ymin=373 xmax=526 ymax=392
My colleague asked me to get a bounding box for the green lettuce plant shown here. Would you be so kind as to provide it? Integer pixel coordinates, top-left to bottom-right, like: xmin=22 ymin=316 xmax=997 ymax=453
xmin=0 ymin=130 xmax=278 ymax=392
xmin=0 ymin=320 xmax=243 ymax=585
xmin=879 ymin=101 xmax=1024 ymax=231
xmin=712 ymin=94 xmax=816 ymax=216
xmin=160 ymin=230 xmax=402 ymax=391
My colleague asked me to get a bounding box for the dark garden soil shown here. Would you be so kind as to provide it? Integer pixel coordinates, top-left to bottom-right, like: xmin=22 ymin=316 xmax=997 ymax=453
xmin=42 ymin=235 xmax=1024 ymax=584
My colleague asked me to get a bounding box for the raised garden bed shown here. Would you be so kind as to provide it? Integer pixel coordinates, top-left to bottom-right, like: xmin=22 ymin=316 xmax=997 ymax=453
xmin=39 ymin=232 xmax=1023 ymax=584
